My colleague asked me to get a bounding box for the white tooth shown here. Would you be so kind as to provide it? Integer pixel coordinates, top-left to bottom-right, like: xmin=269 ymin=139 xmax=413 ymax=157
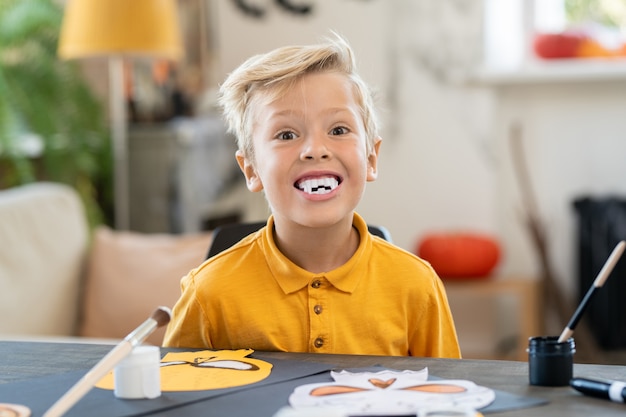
xmin=298 ymin=177 xmax=338 ymax=194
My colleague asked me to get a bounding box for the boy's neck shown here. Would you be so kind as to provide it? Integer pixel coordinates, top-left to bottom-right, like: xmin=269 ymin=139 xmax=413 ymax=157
xmin=272 ymin=219 xmax=360 ymax=274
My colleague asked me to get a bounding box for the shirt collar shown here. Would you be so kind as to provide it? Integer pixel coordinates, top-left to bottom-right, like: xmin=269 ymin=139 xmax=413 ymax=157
xmin=261 ymin=213 xmax=373 ymax=294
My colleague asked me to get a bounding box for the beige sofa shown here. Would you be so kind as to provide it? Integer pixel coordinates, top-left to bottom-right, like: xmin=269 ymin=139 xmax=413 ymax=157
xmin=0 ymin=182 xmax=212 ymax=345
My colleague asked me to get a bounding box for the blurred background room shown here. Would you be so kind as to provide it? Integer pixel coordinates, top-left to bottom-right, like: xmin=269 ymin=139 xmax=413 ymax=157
xmin=2 ymin=0 xmax=626 ymax=363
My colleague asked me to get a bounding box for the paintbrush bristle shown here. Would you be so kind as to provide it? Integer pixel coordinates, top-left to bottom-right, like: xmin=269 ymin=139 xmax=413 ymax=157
xmin=151 ymin=306 xmax=172 ymax=328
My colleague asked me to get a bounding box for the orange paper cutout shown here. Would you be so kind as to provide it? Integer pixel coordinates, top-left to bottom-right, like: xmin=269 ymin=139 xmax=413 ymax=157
xmin=96 ymin=349 xmax=272 ymax=392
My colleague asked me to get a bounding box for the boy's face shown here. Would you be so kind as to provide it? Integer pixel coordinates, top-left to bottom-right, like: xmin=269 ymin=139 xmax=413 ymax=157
xmin=236 ymin=71 xmax=381 ymax=230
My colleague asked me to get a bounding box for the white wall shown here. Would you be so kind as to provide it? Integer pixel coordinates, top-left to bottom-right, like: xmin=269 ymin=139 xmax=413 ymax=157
xmin=493 ymin=81 xmax=626 ymax=301
xmin=211 ymin=0 xmax=390 ymax=91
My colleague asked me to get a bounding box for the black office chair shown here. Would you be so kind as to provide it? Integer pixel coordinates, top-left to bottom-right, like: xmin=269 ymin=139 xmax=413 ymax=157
xmin=206 ymin=221 xmax=392 ymax=259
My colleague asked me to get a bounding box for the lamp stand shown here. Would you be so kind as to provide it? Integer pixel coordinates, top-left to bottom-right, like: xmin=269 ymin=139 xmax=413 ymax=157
xmin=109 ymin=56 xmax=130 ymax=230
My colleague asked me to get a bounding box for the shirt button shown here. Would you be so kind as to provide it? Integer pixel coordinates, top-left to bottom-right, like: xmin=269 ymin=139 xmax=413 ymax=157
xmin=313 ymin=305 xmax=323 ymax=315
xmin=311 ymin=280 xmax=322 ymax=289
xmin=314 ymin=337 xmax=324 ymax=348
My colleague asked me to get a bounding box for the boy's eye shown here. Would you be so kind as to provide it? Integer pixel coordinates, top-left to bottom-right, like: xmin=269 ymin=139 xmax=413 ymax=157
xmin=276 ymin=130 xmax=296 ymax=140
xmin=330 ymin=126 xmax=349 ymax=136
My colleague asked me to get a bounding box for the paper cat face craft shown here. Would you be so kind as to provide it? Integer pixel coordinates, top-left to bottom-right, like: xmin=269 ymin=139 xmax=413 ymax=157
xmin=97 ymin=349 xmax=272 ymax=392
xmin=288 ymin=369 xmax=495 ymax=415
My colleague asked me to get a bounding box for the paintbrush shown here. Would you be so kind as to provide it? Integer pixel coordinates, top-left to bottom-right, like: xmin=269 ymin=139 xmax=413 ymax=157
xmin=43 ymin=306 xmax=171 ymax=417
xmin=557 ymin=241 xmax=625 ymax=343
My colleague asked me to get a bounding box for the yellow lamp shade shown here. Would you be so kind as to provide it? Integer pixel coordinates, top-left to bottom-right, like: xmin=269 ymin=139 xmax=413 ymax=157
xmin=58 ymin=0 xmax=183 ymax=60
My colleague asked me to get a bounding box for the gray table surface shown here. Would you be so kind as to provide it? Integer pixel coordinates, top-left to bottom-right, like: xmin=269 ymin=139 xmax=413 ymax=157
xmin=1 ymin=340 xmax=625 ymax=416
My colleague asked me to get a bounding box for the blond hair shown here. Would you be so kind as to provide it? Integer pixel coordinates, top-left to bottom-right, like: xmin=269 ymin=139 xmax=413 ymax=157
xmin=218 ymin=33 xmax=380 ymax=159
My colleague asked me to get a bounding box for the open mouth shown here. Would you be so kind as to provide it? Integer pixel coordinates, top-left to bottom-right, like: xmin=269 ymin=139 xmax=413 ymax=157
xmin=295 ymin=175 xmax=340 ymax=195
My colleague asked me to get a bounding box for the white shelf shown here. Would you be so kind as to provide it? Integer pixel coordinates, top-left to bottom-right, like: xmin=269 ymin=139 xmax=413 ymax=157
xmin=471 ymin=58 xmax=626 ymax=86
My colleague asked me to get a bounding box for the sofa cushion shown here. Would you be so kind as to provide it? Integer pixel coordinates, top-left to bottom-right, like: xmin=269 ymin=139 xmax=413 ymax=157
xmin=79 ymin=226 xmax=212 ymax=346
xmin=0 ymin=182 xmax=88 ymax=337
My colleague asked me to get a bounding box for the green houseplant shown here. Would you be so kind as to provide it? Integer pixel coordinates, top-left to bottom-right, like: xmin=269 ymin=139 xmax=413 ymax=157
xmin=0 ymin=0 xmax=112 ymax=226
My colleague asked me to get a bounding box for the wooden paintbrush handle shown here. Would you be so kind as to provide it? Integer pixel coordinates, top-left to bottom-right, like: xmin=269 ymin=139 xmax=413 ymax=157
xmin=43 ymin=341 xmax=132 ymax=417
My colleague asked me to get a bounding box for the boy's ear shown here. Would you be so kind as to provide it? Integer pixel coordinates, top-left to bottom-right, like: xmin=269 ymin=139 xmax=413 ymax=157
xmin=366 ymin=137 xmax=382 ymax=182
xmin=236 ymin=150 xmax=263 ymax=192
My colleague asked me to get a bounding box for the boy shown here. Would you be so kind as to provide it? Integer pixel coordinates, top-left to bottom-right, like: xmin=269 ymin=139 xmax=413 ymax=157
xmin=163 ymin=34 xmax=461 ymax=358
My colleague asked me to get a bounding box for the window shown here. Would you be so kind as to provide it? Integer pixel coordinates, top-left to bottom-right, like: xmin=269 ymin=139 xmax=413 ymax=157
xmin=484 ymin=0 xmax=626 ymax=70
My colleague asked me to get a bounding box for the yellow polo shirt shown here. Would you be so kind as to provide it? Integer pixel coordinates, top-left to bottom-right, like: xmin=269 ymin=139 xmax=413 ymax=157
xmin=163 ymin=213 xmax=461 ymax=358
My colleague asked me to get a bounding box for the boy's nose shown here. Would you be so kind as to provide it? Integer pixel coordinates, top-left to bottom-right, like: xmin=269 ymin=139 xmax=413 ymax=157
xmin=301 ymin=134 xmax=331 ymax=160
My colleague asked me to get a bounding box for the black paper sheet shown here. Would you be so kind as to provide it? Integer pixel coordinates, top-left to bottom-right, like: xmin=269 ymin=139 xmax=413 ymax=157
xmin=0 ymin=358 xmax=547 ymax=417
xmin=0 ymin=355 xmax=333 ymax=417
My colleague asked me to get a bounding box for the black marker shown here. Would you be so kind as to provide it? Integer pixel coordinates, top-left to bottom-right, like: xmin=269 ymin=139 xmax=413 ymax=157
xmin=571 ymin=377 xmax=626 ymax=403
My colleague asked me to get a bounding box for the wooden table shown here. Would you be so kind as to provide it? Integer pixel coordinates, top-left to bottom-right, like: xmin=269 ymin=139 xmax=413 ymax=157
xmin=1 ymin=340 xmax=625 ymax=416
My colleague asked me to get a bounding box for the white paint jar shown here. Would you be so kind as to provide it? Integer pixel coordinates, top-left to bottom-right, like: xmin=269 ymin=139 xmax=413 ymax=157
xmin=114 ymin=345 xmax=161 ymax=399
